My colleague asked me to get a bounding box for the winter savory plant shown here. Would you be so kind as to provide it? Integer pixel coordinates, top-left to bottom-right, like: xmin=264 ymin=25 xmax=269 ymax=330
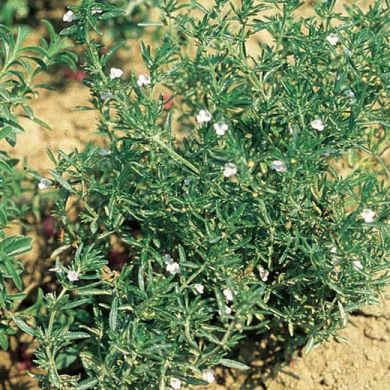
xmin=3 ymin=0 xmax=389 ymax=389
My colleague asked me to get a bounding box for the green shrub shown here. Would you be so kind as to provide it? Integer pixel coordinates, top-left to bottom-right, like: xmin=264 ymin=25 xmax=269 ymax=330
xmin=5 ymin=0 xmax=390 ymax=389
xmin=0 ymin=21 xmax=75 ymax=348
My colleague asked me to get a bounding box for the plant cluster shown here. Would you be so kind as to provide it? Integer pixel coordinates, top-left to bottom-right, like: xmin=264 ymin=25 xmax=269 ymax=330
xmin=0 ymin=0 xmax=389 ymax=389
xmin=0 ymin=21 xmax=75 ymax=349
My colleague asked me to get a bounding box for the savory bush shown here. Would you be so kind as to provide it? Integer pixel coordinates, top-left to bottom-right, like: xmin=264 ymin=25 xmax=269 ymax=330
xmin=3 ymin=0 xmax=389 ymax=389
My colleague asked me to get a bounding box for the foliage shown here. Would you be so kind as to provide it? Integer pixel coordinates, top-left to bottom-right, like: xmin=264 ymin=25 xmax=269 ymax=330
xmin=0 ymin=21 xmax=76 ymax=349
xmin=3 ymin=0 xmax=390 ymax=389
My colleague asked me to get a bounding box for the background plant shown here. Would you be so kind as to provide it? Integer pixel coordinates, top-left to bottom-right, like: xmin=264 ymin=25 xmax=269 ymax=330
xmin=7 ymin=0 xmax=390 ymax=389
xmin=0 ymin=21 xmax=76 ymax=350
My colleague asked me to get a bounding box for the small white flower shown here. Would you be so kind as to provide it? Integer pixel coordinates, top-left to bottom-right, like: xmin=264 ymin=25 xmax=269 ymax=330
xmin=223 ymin=163 xmax=237 ymax=178
xmin=352 ymin=260 xmax=363 ymax=271
xmin=137 ymin=74 xmax=151 ymax=87
xmin=344 ymin=48 xmax=352 ymax=56
xmin=38 ymin=178 xmax=52 ymax=190
xmin=310 ymin=119 xmax=325 ymax=132
xmin=271 ymin=160 xmax=287 ymax=173
xmin=101 ymin=91 xmax=113 ymax=101
xmin=163 ymin=254 xmax=174 ymax=265
xmin=194 ymin=284 xmax=204 ymax=294
xmin=92 ymin=8 xmax=103 ymax=14
xmin=170 ymin=378 xmax=181 ymax=390
xmin=259 ymin=266 xmax=269 ymax=282
xmin=326 ymin=33 xmax=339 ymax=46
xmin=345 ymin=90 xmax=355 ymax=99
xmin=196 ymin=109 xmax=212 ymax=124
xmin=67 ymin=270 xmax=79 ymax=282
xmin=223 ymin=288 xmax=234 ymax=302
xmin=166 ymin=262 xmax=180 ymax=275
xmin=99 ymin=148 xmax=111 ymax=157
xmin=110 ymin=67 xmax=124 ymax=80
xmin=202 ymin=369 xmax=215 ymax=384
xmin=360 ymin=209 xmax=376 ymax=223
xmin=218 ymin=305 xmax=232 ymax=316
xmin=63 ymin=10 xmax=75 ymax=23
xmin=213 ymin=122 xmax=228 ymax=136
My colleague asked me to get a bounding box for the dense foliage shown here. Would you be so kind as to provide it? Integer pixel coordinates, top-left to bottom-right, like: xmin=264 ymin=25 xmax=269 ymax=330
xmin=0 ymin=0 xmax=389 ymax=389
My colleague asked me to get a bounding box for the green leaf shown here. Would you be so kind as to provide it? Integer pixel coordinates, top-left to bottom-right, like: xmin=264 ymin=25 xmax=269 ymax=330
xmin=109 ymin=297 xmax=119 ymax=331
xmin=12 ymin=317 xmax=36 ymax=337
xmin=219 ymin=358 xmax=250 ymax=370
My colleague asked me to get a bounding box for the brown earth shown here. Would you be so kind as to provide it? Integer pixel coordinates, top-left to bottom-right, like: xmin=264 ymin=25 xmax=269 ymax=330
xmin=1 ymin=0 xmax=389 ymax=389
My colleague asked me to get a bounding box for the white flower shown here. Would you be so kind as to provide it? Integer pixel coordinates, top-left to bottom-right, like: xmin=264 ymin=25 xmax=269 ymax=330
xmin=213 ymin=122 xmax=228 ymax=136
xmin=361 ymin=209 xmax=376 ymax=223
xmin=101 ymin=91 xmax=113 ymax=101
xmin=92 ymin=8 xmax=103 ymax=14
xmin=170 ymin=378 xmax=181 ymax=390
xmin=344 ymin=48 xmax=352 ymax=56
xmin=352 ymin=261 xmax=363 ymax=271
xmin=194 ymin=284 xmax=204 ymax=294
xmin=99 ymin=148 xmax=111 ymax=156
xmin=259 ymin=266 xmax=269 ymax=282
xmin=223 ymin=288 xmax=234 ymax=302
xmin=271 ymin=160 xmax=287 ymax=173
xmin=326 ymin=33 xmax=339 ymax=46
xmin=137 ymin=74 xmax=151 ymax=87
xmin=63 ymin=10 xmax=75 ymax=23
xmin=166 ymin=262 xmax=180 ymax=275
xmin=38 ymin=178 xmax=52 ymax=190
xmin=163 ymin=254 xmax=174 ymax=265
xmin=196 ymin=109 xmax=212 ymax=124
xmin=345 ymin=90 xmax=355 ymax=99
xmin=67 ymin=270 xmax=79 ymax=282
xmin=202 ymin=369 xmax=215 ymax=384
xmin=110 ymin=67 xmax=124 ymax=80
xmin=223 ymin=163 xmax=237 ymax=178
xmin=310 ymin=119 xmax=325 ymax=132
xmin=218 ymin=305 xmax=232 ymax=316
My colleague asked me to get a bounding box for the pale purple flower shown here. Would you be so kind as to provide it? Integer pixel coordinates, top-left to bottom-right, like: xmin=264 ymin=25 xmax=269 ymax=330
xmin=223 ymin=288 xmax=234 ymax=302
xmin=170 ymin=378 xmax=181 ymax=390
xmin=259 ymin=266 xmax=269 ymax=282
xmin=202 ymin=369 xmax=215 ymax=384
xmin=326 ymin=33 xmax=339 ymax=46
xmin=213 ymin=122 xmax=228 ymax=136
xmin=271 ymin=160 xmax=287 ymax=173
xmin=101 ymin=91 xmax=114 ymax=101
xmin=310 ymin=119 xmax=325 ymax=132
xmin=219 ymin=305 xmax=232 ymax=315
xmin=194 ymin=284 xmax=204 ymax=294
xmin=38 ymin=178 xmax=52 ymax=190
xmin=137 ymin=74 xmax=151 ymax=87
xmin=63 ymin=10 xmax=75 ymax=23
xmin=166 ymin=262 xmax=180 ymax=275
xmin=223 ymin=163 xmax=237 ymax=178
xmin=361 ymin=209 xmax=376 ymax=223
xmin=67 ymin=270 xmax=79 ymax=282
xmin=196 ymin=109 xmax=212 ymax=124
xmin=110 ymin=67 xmax=124 ymax=80
xmin=99 ymin=148 xmax=111 ymax=157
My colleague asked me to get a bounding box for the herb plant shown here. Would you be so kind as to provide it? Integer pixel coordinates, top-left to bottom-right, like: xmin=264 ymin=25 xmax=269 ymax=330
xmin=6 ymin=0 xmax=390 ymax=389
xmin=0 ymin=21 xmax=76 ymax=348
